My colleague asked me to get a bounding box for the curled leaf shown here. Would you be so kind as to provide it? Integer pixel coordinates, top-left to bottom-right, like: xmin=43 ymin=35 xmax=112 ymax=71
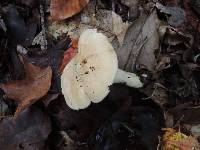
xmin=50 ymin=0 xmax=90 ymax=21
xmin=156 ymin=3 xmax=185 ymax=27
xmin=162 ymin=128 xmax=200 ymax=150
xmin=0 ymin=58 xmax=52 ymax=117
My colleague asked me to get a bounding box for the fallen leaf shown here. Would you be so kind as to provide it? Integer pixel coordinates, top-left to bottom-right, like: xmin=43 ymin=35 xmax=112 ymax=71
xmin=120 ymin=0 xmax=140 ymax=20
xmin=156 ymin=56 xmax=171 ymax=72
xmin=47 ymin=131 xmax=79 ymax=150
xmin=2 ymin=5 xmax=37 ymax=46
xmin=0 ymin=58 xmax=52 ymax=117
xmin=158 ymin=26 xmax=192 ymax=47
xmin=168 ymin=103 xmax=200 ymax=125
xmin=156 ymin=3 xmax=186 ymax=27
xmin=90 ymin=88 xmax=164 ymax=150
xmin=191 ymin=124 xmax=200 ymax=137
xmin=42 ymin=94 xmax=59 ymax=107
xmin=50 ymin=0 xmax=90 ymax=21
xmin=60 ymin=39 xmax=78 ymax=73
xmin=20 ymin=0 xmax=40 ymax=7
xmin=0 ymin=106 xmax=51 ymax=149
xmin=190 ymin=0 xmax=200 ymax=16
xmin=116 ymin=10 xmax=160 ymax=72
xmin=0 ymin=99 xmax=9 ymax=116
xmin=164 ymin=0 xmax=200 ymax=31
xmin=162 ymin=128 xmax=200 ymax=150
xmin=184 ymin=0 xmax=200 ymax=32
xmin=112 ymin=11 xmax=130 ymax=46
xmin=49 ymin=2 xmax=129 ymax=42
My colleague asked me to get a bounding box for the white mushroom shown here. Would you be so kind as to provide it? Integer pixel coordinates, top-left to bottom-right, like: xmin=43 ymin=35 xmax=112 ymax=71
xmin=61 ymin=29 xmax=143 ymax=110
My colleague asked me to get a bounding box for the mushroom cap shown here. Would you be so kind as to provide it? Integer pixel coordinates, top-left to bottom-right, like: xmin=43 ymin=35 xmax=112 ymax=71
xmin=61 ymin=29 xmax=118 ymax=110
xmin=50 ymin=0 xmax=89 ymax=21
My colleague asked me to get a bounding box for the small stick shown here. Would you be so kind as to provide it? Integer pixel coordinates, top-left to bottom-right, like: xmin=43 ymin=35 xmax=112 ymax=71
xmin=39 ymin=1 xmax=48 ymax=52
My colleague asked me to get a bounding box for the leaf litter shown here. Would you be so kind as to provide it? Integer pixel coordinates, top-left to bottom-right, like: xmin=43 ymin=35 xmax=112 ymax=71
xmin=0 ymin=0 xmax=200 ymax=149
xmin=0 ymin=57 xmax=52 ymax=117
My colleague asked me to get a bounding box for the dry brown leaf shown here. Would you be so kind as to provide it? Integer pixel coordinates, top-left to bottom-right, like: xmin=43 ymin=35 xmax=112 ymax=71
xmin=0 ymin=58 xmax=52 ymax=117
xmin=50 ymin=0 xmax=90 ymax=21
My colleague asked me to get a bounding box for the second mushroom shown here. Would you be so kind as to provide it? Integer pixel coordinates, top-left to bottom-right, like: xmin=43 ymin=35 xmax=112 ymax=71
xmin=61 ymin=29 xmax=143 ymax=110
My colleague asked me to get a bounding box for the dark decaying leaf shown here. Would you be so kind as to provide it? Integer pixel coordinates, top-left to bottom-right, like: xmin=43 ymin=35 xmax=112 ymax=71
xmin=89 ymin=88 xmax=164 ymax=150
xmin=42 ymin=94 xmax=59 ymax=107
xmin=47 ymin=131 xmax=79 ymax=150
xmin=168 ymin=103 xmax=200 ymax=125
xmin=162 ymin=26 xmax=192 ymax=47
xmin=8 ymin=45 xmax=25 ymax=80
xmin=184 ymin=0 xmax=200 ymax=32
xmin=0 ymin=106 xmax=51 ymax=150
xmin=190 ymin=0 xmax=200 ymax=17
xmin=116 ymin=10 xmax=160 ymax=72
xmin=47 ymin=85 xmax=130 ymax=138
xmin=17 ymin=0 xmax=40 ymax=7
xmin=2 ymin=5 xmax=26 ymax=44
xmin=156 ymin=2 xmax=186 ymax=27
xmin=47 ymin=94 xmax=117 ymax=140
xmin=0 ymin=58 xmax=52 ymax=117
xmin=2 ymin=5 xmax=37 ymax=46
xmin=161 ymin=62 xmax=199 ymax=106
xmin=120 ymin=0 xmax=140 ymax=21
xmin=46 ymin=84 xmax=164 ymax=150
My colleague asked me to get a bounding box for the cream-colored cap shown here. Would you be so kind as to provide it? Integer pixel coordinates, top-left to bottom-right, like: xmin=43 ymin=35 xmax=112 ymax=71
xmin=61 ymin=29 xmax=118 ymax=110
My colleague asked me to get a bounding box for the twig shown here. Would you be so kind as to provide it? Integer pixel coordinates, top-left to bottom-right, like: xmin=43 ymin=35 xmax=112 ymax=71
xmin=157 ymin=136 xmax=161 ymax=150
xmin=142 ymin=82 xmax=168 ymax=100
xmin=39 ymin=1 xmax=48 ymax=52
xmin=0 ymin=115 xmax=12 ymax=119
xmin=173 ymin=115 xmax=184 ymax=128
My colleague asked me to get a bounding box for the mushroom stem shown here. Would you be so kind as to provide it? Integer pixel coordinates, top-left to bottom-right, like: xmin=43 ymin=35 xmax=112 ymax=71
xmin=114 ymin=69 xmax=143 ymax=88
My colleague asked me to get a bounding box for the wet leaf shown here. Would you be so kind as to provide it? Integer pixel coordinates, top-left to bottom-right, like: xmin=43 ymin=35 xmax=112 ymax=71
xmin=0 ymin=58 xmax=52 ymax=117
xmin=50 ymin=0 xmax=90 ymax=21
xmin=0 ymin=106 xmax=51 ymax=149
